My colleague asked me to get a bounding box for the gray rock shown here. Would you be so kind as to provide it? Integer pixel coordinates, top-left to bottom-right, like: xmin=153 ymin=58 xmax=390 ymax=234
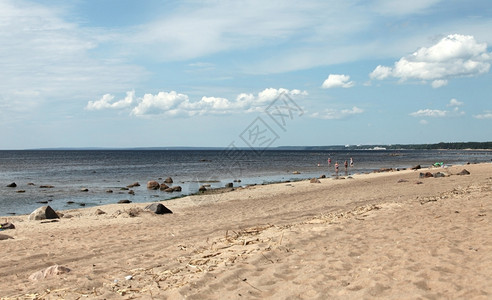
xmin=127 ymin=182 xmax=140 ymax=188
xmin=6 ymin=182 xmax=16 ymax=188
xmin=164 ymin=177 xmax=173 ymax=184
xmin=118 ymin=199 xmax=132 ymax=204
xmin=28 ymin=206 xmax=59 ymax=221
xmin=145 ymin=203 xmax=173 ymax=214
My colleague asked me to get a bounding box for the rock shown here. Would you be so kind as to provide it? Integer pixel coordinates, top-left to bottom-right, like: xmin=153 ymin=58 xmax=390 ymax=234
xmin=225 ymin=182 xmax=234 ymax=188
xmin=198 ymin=185 xmax=207 ymax=192
xmin=27 ymin=183 xmax=35 ymax=186
xmin=0 ymin=234 xmax=14 ymax=240
xmin=28 ymin=206 xmax=59 ymax=221
xmin=319 ymin=174 xmax=326 ymax=179
xmin=127 ymin=182 xmax=140 ymax=188
xmin=145 ymin=203 xmax=173 ymax=214
xmin=94 ymin=209 xmax=106 ymax=215
xmin=411 ymin=165 xmax=421 ymax=170
xmin=80 ymin=188 xmax=89 ymax=192
xmin=39 ymin=185 xmax=54 ymax=189
xmin=419 ymin=172 xmax=433 ymax=178
xmin=164 ymin=187 xmax=174 ymax=192
xmin=374 ymin=168 xmax=393 ymax=173
xmin=433 ymin=172 xmax=448 ymax=178
xmin=29 ymin=265 xmax=71 ymax=281
xmin=292 ymin=171 xmax=301 ymax=174
xmin=120 ymin=187 xmax=129 ymax=191
xmin=147 ymin=180 xmax=160 ymax=190
xmin=457 ymin=169 xmax=470 ymax=175
xmin=310 ymin=178 xmax=321 ymax=183
xmin=128 ymin=190 xmax=135 ymax=195
xmin=118 ymin=200 xmax=132 ymax=204
xmin=233 ymin=179 xmax=242 ymax=182
xmin=16 ymin=190 xmax=26 ymax=193
xmin=106 ymin=189 xmax=113 ymax=193
xmin=79 ymin=203 xmax=86 ymax=207
xmin=164 ymin=177 xmax=173 ymax=184
xmin=172 ymin=186 xmax=182 ymax=192
xmin=159 ymin=183 xmax=169 ymax=191
xmin=6 ymin=182 xmax=16 ymax=188
xmin=0 ymin=222 xmax=15 ymax=230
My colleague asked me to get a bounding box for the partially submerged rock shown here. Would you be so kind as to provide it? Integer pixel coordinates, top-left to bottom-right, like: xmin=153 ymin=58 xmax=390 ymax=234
xmin=6 ymin=182 xmax=16 ymax=188
xmin=28 ymin=206 xmax=59 ymax=221
xmin=147 ymin=180 xmax=160 ymax=190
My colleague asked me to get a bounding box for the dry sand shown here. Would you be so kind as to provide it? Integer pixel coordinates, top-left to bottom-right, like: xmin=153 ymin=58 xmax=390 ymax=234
xmin=1 ymin=163 xmax=491 ymax=299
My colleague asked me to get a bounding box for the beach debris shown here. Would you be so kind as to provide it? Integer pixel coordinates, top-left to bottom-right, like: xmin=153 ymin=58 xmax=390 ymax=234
xmin=457 ymin=169 xmax=470 ymax=175
xmin=6 ymin=182 xmax=16 ymax=188
xmin=118 ymin=199 xmax=132 ymax=204
xmin=164 ymin=177 xmax=174 ymax=184
xmin=225 ymin=182 xmax=234 ymax=188
xmin=127 ymin=182 xmax=140 ymax=188
xmin=160 ymin=183 xmax=170 ymax=191
xmin=411 ymin=164 xmax=421 ymax=170
xmin=145 ymin=203 xmax=173 ymax=214
xmin=0 ymin=222 xmax=15 ymax=230
xmin=310 ymin=178 xmax=321 ymax=183
xmin=198 ymin=185 xmax=207 ymax=192
xmin=80 ymin=188 xmax=89 ymax=192
xmin=29 ymin=265 xmax=71 ymax=281
xmin=292 ymin=171 xmax=301 ymax=174
xmin=28 ymin=206 xmax=60 ymax=221
xmin=419 ymin=172 xmax=434 ymax=178
xmin=125 ymin=275 xmax=133 ymax=281
xmin=147 ymin=180 xmax=160 ymax=190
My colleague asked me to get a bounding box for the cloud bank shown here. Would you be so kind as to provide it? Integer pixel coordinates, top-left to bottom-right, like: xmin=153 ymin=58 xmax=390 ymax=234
xmin=86 ymin=88 xmax=308 ymax=117
xmin=370 ymin=34 xmax=491 ymax=87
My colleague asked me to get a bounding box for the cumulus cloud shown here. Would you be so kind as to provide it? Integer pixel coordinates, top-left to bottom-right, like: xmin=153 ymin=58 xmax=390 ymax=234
xmin=409 ymin=109 xmax=449 ymax=117
xmin=448 ymin=98 xmax=463 ymax=107
xmin=86 ymin=91 xmax=135 ymax=110
xmin=87 ymin=88 xmax=307 ymax=117
xmin=370 ymin=34 xmax=491 ymax=86
xmin=311 ymin=106 xmax=363 ymax=120
xmin=473 ymin=111 xmax=492 ymax=119
xmin=321 ymin=74 xmax=355 ymax=88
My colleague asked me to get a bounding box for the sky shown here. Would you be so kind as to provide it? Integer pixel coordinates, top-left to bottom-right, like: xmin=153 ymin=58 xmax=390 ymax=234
xmin=1 ymin=0 xmax=491 ymax=150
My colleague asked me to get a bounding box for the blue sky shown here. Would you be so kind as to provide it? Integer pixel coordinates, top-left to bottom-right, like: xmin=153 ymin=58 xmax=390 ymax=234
xmin=1 ymin=0 xmax=491 ymax=149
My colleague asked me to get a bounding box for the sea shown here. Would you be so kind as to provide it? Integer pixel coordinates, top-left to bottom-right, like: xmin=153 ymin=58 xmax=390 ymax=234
xmin=1 ymin=149 xmax=491 ymax=216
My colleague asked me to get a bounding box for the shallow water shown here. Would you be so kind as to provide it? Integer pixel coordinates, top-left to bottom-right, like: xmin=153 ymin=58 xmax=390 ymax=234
xmin=1 ymin=149 xmax=490 ymax=216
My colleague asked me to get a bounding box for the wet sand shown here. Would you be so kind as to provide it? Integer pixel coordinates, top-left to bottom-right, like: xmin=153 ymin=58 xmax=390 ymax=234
xmin=1 ymin=163 xmax=491 ymax=299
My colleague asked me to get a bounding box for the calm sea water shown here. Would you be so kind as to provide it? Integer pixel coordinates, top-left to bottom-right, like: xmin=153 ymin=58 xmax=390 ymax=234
xmin=1 ymin=149 xmax=491 ymax=216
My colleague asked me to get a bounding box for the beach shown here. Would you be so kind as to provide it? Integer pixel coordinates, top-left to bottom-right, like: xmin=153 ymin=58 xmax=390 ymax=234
xmin=1 ymin=163 xmax=491 ymax=299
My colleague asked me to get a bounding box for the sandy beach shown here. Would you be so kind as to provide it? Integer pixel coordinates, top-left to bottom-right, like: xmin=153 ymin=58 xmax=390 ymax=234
xmin=1 ymin=163 xmax=491 ymax=299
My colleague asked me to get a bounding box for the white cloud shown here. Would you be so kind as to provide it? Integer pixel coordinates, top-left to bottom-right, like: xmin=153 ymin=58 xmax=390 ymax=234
xmin=311 ymin=106 xmax=363 ymax=120
xmin=321 ymin=74 xmax=355 ymax=88
xmin=409 ymin=109 xmax=448 ymax=117
xmin=410 ymin=106 xmax=465 ymax=118
xmin=88 ymin=88 xmax=307 ymax=117
xmin=370 ymin=34 xmax=491 ymax=85
xmin=473 ymin=111 xmax=492 ymax=119
xmin=419 ymin=119 xmax=429 ymax=125
xmin=431 ymin=79 xmax=448 ymax=88
xmin=86 ymin=91 xmax=135 ymax=110
xmin=448 ymin=98 xmax=464 ymax=107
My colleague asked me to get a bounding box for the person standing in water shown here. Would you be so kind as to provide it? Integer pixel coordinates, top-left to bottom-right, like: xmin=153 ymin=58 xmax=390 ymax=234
xmin=344 ymin=160 xmax=348 ymax=170
xmin=350 ymin=157 xmax=354 ymax=167
xmin=328 ymin=158 xmax=332 ymax=166
xmin=335 ymin=161 xmax=339 ymax=174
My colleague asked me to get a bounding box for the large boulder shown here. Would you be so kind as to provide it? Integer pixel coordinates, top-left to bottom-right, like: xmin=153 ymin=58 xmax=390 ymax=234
xmin=147 ymin=180 xmax=160 ymax=190
xmin=28 ymin=206 xmax=59 ymax=221
xmin=145 ymin=203 xmax=173 ymax=214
